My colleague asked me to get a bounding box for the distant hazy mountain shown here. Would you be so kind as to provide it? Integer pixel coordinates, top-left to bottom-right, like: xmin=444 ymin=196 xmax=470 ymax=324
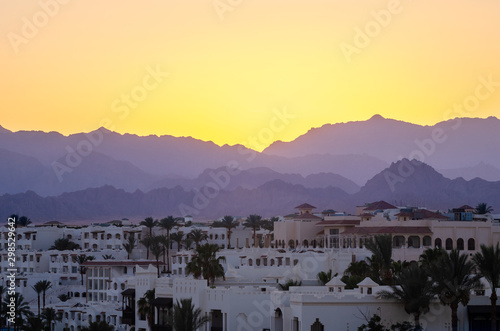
xmin=0 ymin=125 xmax=386 ymax=193
xmin=2 ymin=160 xmax=499 ymax=222
xmin=1 ymin=115 xmax=499 ymax=198
xmin=263 ymin=115 xmax=500 ymax=171
xmin=439 ymin=162 xmax=500 ymax=182
xmin=0 ymin=181 xmax=349 ymax=222
xmin=149 ymin=166 xmax=360 ymax=194
xmin=351 ymin=159 xmax=500 ymax=210
xmin=0 ymin=148 xmax=159 ymax=196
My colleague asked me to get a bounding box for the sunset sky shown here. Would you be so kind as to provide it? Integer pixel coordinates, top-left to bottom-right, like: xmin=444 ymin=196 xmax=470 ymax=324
xmin=1 ymin=0 xmax=500 ymax=150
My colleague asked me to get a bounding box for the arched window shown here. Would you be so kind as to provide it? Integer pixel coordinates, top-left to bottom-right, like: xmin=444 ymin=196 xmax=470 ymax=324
xmin=423 ymin=236 xmax=432 ymax=247
xmin=248 ymin=259 xmax=253 ymax=266
xmin=468 ymin=238 xmax=475 ymax=251
xmin=408 ymin=236 xmax=420 ymax=248
xmin=303 ymin=240 xmax=309 ymax=248
xmin=435 ymin=238 xmax=442 ymax=248
xmin=288 ymin=240 xmax=295 ymax=249
xmin=311 ymin=318 xmax=325 ymax=331
xmin=393 ymin=236 xmax=405 ymax=248
xmin=445 ymin=238 xmax=453 ymax=250
xmin=457 ymin=238 xmax=464 ymax=250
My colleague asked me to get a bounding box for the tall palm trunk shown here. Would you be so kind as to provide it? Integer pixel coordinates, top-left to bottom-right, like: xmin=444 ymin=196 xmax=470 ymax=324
xmin=37 ymin=295 xmax=40 ymax=317
xmin=414 ymin=313 xmax=420 ymax=330
xmin=451 ymin=302 xmax=458 ymax=331
xmin=167 ymin=229 xmax=171 ymax=273
xmin=253 ymin=228 xmax=257 ymax=247
xmin=491 ymin=291 xmax=497 ymax=331
xmin=162 ymin=246 xmax=166 ymax=272
xmin=227 ymin=229 xmax=232 ymax=249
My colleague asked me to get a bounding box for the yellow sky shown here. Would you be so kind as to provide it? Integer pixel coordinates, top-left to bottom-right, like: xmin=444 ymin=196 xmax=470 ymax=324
xmin=1 ymin=0 xmax=500 ymax=150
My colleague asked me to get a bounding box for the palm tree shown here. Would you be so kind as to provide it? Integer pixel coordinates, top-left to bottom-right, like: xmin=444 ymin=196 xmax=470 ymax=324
xmin=419 ymin=247 xmax=445 ymax=272
xmin=188 ymin=229 xmax=208 ymax=249
xmin=173 ymin=298 xmax=210 ymax=331
xmin=365 ymin=234 xmax=393 ymax=284
xmin=82 ymin=320 xmax=115 ymax=331
xmin=37 ymin=280 xmax=52 ymax=310
xmin=140 ymin=236 xmax=153 ymax=260
xmin=123 ymin=233 xmax=137 ymax=260
xmin=473 ymin=243 xmax=500 ymax=331
xmin=212 ymin=215 xmax=239 ymax=249
xmin=140 ymin=217 xmax=158 ymax=239
xmin=243 ymin=214 xmax=262 ymax=247
xmin=50 ymin=238 xmax=80 ymax=251
xmin=431 ymin=249 xmax=481 ymax=331
xmin=159 ymin=216 xmax=179 ymax=249
xmin=3 ymin=293 xmax=33 ymax=330
xmin=183 ymin=237 xmax=194 ymax=250
xmin=160 ymin=216 xmax=180 ymax=272
xmin=22 ymin=317 xmax=43 ymax=331
xmin=317 ymin=269 xmax=334 ymax=286
xmin=157 ymin=234 xmax=170 ymax=272
xmin=475 ymin=202 xmax=494 ymax=215
xmin=0 ymin=285 xmax=5 ymax=327
xmin=17 ymin=216 xmax=31 ymax=227
xmin=150 ymin=236 xmax=163 ymax=277
xmin=73 ymin=255 xmax=95 ymax=285
xmin=58 ymin=294 xmax=70 ymax=302
xmin=278 ymin=279 xmax=302 ymax=291
xmin=137 ymin=289 xmax=155 ymax=330
xmin=41 ymin=307 xmax=61 ymax=331
xmin=170 ymin=232 xmax=184 ymax=252
xmin=186 ymin=243 xmax=226 ymax=286
xmin=32 ymin=282 xmax=44 ymax=317
xmin=378 ymin=264 xmax=434 ymax=329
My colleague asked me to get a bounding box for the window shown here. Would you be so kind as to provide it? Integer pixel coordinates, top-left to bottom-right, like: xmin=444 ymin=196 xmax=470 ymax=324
xmin=457 ymin=238 xmax=464 ymax=250
xmin=423 ymin=236 xmax=432 ymax=247
xmin=445 ymin=238 xmax=453 ymax=250
xmin=468 ymin=238 xmax=475 ymax=251
xmin=72 ymin=266 xmax=78 ymax=273
xmin=329 ymin=229 xmax=339 ymax=235
xmin=435 ymin=238 xmax=442 ymax=248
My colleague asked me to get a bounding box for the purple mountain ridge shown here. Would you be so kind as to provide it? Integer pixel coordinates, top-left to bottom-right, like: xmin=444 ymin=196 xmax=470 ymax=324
xmin=1 ymin=159 xmax=499 ymax=222
xmin=263 ymin=115 xmax=500 ymax=172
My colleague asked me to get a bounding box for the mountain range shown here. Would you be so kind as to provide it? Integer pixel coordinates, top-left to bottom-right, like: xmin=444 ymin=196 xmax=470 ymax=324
xmin=1 ymin=159 xmax=499 ymax=222
xmin=1 ymin=115 xmax=500 ymax=221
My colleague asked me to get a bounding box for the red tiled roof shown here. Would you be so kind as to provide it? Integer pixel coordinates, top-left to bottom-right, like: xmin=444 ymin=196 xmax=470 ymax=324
xmin=458 ymin=205 xmax=475 ymax=210
xmin=364 ymin=201 xmax=397 ymax=211
xmin=342 ymin=226 xmax=432 ymax=235
xmin=292 ymin=213 xmax=322 ymax=220
xmin=316 ymin=220 xmax=360 ymax=226
xmin=295 ymin=203 xmax=317 ymax=209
